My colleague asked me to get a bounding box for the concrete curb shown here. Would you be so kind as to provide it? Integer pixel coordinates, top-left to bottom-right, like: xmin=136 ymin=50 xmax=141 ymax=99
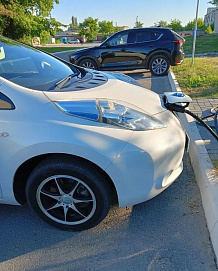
xmin=168 ymin=71 xmax=218 ymax=265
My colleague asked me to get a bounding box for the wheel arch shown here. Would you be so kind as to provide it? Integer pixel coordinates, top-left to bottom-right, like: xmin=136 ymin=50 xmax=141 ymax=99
xmin=77 ymin=55 xmax=100 ymax=69
xmin=146 ymin=50 xmax=173 ymax=68
xmin=13 ymin=153 xmax=118 ymax=206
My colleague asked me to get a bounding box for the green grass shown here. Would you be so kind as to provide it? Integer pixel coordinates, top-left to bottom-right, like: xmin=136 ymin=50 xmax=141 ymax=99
xmin=37 ymin=47 xmax=81 ymax=53
xmin=184 ymin=35 xmax=218 ymax=55
xmin=172 ymin=57 xmax=218 ymax=98
xmin=212 ymin=160 xmax=218 ymax=174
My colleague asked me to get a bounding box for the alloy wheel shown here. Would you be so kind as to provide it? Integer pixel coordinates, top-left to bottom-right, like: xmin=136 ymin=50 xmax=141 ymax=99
xmin=151 ymin=57 xmax=168 ymax=75
xmin=36 ymin=175 xmax=96 ymax=225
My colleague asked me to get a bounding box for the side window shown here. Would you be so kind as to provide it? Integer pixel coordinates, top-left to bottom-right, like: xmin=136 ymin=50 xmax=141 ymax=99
xmin=135 ymin=31 xmax=151 ymax=43
xmin=135 ymin=31 xmax=162 ymax=43
xmin=109 ymin=32 xmax=128 ymax=46
xmin=151 ymin=32 xmax=162 ymax=40
xmin=0 ymin=92 xmax=15 ymax=109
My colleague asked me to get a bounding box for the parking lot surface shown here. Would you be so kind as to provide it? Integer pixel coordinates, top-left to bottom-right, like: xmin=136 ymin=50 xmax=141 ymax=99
xmin=0 ymin=54 xmax=217 ymax=270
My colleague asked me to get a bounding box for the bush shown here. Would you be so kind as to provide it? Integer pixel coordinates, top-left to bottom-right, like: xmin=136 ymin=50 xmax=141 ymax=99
xmin=205 ymin=25 xmax=214 ymax=34
xmin=18 ymin=35 xmax=32 ymax=45
xmin=40 ymin=30 xmax=50 ymax=45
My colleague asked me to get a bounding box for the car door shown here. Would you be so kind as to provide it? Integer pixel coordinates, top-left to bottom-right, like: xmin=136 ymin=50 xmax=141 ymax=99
xmin=123 ymin=29 xmax=161 ymax=68
xmin=100 ymin=30 xmax=136 ymax=69
xmin=99 ymin=29 xmax=161 ymax=70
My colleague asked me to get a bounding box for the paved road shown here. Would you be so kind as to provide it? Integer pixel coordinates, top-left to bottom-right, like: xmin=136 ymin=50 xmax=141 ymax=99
xmin=0 ymin=55 xmax=217 ymax=271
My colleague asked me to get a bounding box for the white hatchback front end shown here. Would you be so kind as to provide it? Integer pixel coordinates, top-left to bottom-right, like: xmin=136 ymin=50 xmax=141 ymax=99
xmin=0 ymin=36 xmax=186 ymax=231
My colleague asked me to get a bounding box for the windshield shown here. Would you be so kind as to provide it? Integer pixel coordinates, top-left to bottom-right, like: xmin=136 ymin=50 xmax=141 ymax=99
xmin=0 ymin=36 xmax=79 ymax=91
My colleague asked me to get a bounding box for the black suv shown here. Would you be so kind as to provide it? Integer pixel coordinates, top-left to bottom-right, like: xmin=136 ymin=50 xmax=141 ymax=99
xmin=69 ymin=27 xmax=185 ymax=76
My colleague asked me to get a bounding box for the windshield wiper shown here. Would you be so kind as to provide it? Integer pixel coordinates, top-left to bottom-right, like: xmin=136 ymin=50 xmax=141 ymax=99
xmin=54 ymin=72 xmax=80 ymax=90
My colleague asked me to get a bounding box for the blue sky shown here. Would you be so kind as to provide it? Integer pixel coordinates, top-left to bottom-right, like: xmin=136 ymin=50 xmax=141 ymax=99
xmin=51 ymin=0 xmax=214 ymax=28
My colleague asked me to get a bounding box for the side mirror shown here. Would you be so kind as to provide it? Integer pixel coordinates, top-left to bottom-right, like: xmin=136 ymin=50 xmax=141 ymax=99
xmin=106 ymin=42 xmax=111 ymax=48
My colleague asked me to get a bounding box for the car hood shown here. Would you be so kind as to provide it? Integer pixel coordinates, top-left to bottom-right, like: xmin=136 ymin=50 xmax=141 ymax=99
xmin=43 ymin=71 xmax=166 ymax=116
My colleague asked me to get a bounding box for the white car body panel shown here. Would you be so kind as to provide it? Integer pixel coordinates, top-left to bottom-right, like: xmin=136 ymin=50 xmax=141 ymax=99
xmin=0 ymin=77 xmax=185 ymax=207
xmin=44 ymin=72 xmax=165 ymax=116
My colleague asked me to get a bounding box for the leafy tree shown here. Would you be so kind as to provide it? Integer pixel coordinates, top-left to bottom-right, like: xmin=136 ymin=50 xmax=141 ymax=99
xmin=168 ymin=19 xmax=183 ymax=31
xmin=40 ymin=30 xmax=50 ymax=44
xmin=0 ymin=0 xmax=64 ymax=41
xmin=208 ymin=0 xmax=218 ymax=5
xmin=69 ymin=16 xmax=78 ymax=29
xmin=98 ymin=20 xmax=114 ymax=40
xmin=114 ymin=26 xmax=123 ymax=32
xmin=79 ymin=17 xmax=99 ymax=42
xmin=154 ymin=20 xmax=168 ymax=27
xmin=135 ymin=21 xmax=143 ymax=28
xmin=205 ymin=24 xmax=214 ymax=34
xmin=184 ymin=18 xmax=205 ymax=30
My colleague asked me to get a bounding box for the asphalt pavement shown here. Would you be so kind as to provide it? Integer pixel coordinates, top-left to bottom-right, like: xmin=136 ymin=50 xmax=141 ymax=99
xmin=168 ymin=71 xmax=218 ymax=266
xmin=54 ymin=49 xmax=218 ymax=267
xmin=0 ymin=52 xmax=217 ymax=271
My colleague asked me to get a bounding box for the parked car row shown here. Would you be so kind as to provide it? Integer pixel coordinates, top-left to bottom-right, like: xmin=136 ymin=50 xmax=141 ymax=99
xmin=0 ymin=31 xmax=186 ymax=231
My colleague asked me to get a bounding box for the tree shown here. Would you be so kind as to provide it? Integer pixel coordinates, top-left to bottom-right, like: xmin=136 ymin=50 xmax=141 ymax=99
xmin=168 ymin=19 xmax=183 ymax=31
xmin=135 ymin=21 xmax=143 ymax=28
xmin=0 ymin=0 xmax=64 ymax=41
xmin=205 ymin=25 xmax=214 ymax=34
xmin=154 ymin=20 xmax=168 ymax=27
xmin=40 ymin=30 xmax=50 ymax=44
xmin=69 ymin=16 xmax=78 ymax=29
xmin=208 ymin=0 xmax=218 ymax=5
xmin=114 ymin=26 xmax=123 ymax=32
xmin=184 ymin=18 xmax=205 ymax=30
xmin=98 ymin=20 xmax=114 ymax=40
xmin=79 ymin=17 xmax=99 ymax=42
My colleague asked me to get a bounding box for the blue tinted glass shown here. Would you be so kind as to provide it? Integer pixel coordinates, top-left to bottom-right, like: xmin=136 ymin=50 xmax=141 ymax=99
xmin=0 ymin=37 xmax=75 ymax=91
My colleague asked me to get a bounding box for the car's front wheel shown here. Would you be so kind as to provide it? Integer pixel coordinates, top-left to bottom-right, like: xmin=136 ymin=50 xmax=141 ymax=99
xmin=78 ymin=59 xmax=98 ymax=70
xmin=26 ymin=157 xmax=111 ymax=231
xmin=149 ymin=55 xmax=170 ymax=76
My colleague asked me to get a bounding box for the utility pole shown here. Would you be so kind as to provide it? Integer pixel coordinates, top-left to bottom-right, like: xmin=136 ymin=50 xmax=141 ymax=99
xmin=192 ymin=0 xmax=200 ymax=66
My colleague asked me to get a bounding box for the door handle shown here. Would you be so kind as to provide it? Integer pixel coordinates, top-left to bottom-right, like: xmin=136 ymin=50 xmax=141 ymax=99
xmin=121 ymin=48 xmax=126 ymax=52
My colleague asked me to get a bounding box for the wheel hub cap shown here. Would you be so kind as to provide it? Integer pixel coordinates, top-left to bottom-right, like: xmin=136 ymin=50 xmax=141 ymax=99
xmin=61 ymin=195 xmax=73 ymax=205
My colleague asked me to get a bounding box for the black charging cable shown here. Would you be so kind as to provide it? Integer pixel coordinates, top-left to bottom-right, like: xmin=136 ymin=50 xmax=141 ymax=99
xmin=164 ymin=100 xmax=218 ymax=141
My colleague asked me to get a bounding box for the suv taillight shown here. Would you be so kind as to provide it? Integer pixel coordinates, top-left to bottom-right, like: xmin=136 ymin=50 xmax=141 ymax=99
xmin=172 ymin=40 xmax=184 ymax=44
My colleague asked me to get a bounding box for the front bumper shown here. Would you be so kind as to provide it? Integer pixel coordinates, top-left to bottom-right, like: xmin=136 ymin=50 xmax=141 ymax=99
xmin=105 ymin=109 xmax=186 ymax=207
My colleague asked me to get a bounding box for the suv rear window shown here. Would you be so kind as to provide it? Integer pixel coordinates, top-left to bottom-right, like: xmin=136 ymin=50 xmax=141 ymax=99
xmin=133 ymin=30 xmax=162 ymax=43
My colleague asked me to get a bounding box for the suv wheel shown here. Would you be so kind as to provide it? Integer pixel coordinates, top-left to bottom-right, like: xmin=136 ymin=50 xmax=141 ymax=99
xmin=149 ymin=55 xmax=170 ymax=76
xmin=79 ymin=59 xmax=98 ymax=70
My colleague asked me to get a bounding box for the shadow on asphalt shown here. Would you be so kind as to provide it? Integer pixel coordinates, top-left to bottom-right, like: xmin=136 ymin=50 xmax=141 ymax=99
xmin=0 ymin=156 xmax=216 ymax=271
xmin=123 ymin=70 xmax=172 ymax=94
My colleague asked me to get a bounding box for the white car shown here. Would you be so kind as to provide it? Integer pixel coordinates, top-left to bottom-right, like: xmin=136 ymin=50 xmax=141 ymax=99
xmin=0 ymin=36 xmax=186 ymax=231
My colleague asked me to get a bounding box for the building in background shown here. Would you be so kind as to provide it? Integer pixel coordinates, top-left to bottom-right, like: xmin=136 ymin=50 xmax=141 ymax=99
xmin=204 ymin=7 xmax=218 ymax=33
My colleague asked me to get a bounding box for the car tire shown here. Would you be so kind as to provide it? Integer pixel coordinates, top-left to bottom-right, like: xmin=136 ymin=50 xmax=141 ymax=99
xmin=26 ymin=156 xmax=111 ymax=231
xmin=149 ymin=55 xmax=170 ymax=76
xmin=78 ymin=59 xmax=98 ymax=70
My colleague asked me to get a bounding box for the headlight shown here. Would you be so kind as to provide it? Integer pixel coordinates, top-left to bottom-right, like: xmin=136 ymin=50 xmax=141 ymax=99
xmin=54 ymin=100 xmax=166 ymax=131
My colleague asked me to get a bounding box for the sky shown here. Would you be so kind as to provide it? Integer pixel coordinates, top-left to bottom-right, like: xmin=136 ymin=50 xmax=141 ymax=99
xmin=51 ymin=0 xmax=214 ymax=29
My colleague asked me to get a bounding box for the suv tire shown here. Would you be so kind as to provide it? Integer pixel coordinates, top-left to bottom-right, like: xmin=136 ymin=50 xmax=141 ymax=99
xmin=149 ymin=55 xmax=170 ymax=76
xmin=79 ymin=59 xmax=98 ymax=70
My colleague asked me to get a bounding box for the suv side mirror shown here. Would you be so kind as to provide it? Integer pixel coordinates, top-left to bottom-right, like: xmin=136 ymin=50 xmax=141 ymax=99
xmin=106 ymin=42 xmax=111 ymax=48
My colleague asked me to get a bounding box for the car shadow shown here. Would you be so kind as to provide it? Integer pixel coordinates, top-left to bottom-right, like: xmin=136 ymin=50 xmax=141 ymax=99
xmin=123 ymin=70 xmax=172 ymax=94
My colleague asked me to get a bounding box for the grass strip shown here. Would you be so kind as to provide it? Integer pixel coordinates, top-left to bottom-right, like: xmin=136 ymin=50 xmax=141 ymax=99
xmin=172 ymin=57 xmax=218 ymax=98
xmin=184 ymin=35 xmax=218 ymax=55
